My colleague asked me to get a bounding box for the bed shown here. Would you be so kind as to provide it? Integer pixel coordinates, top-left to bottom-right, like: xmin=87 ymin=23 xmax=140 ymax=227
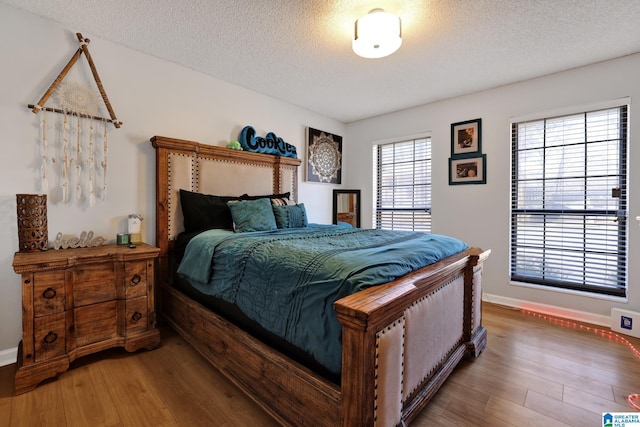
xmin=151 ymin=135 xmax=490 ymax=427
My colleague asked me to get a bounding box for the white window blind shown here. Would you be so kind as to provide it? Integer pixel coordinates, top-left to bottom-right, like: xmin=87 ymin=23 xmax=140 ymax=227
xmin=375 ymin=138 xmax=431 ymax=231
xmin=510 ymin=106 xmax=628 ymax=297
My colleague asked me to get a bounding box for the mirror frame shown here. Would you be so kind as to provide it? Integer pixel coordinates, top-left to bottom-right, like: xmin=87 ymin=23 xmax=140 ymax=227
xmin=332 ymin=189 xmax=361 ymax=228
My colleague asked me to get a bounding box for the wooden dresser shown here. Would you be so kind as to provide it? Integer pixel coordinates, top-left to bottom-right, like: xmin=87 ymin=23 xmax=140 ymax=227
xmin=12 ymin=243 xmax=161 ymax=394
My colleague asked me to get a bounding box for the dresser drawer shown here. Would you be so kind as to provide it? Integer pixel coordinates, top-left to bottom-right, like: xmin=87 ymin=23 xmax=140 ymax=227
xmin=34 ymin=313 xmax=66 ymax=361
xmin=124 ymin=260 xmax=148 ymax=299
xmin=73 ymin=301 xmax=118 ymax=347
xmin=33 ymin=270 xmax=66 ymax=317
xmin=72 ymin=263 xmax=117 ymax=306
xmin=125 ymin=296 xmax=148 ymax=335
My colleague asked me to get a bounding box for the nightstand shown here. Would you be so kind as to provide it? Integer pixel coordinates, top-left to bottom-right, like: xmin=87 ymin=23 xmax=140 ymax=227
xmin=12 ymin=243 xmax=161 ymax=394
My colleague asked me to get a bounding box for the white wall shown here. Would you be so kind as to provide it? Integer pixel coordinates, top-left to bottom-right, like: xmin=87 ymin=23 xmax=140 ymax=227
xmin=0 ymin=5 xmax=345 ymax=358
xmin=345 ymin=53 xmax=640 ymax=324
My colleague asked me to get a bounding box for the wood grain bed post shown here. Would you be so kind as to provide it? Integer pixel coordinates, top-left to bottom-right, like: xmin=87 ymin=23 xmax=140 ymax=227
xmin=151 ymin=136 xmax=201 ymax=284
xmin=338 ymin=312 xmax=377 ymax=426
xmin=463 ymin=248 xmax=490 ymax=357
xmin=151 ymin=137 xmax=170 ymax=284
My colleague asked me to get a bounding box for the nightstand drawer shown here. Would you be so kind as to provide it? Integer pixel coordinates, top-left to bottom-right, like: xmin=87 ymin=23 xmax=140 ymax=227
xmin=34 ymin=313 xmax=66 ymax=361
xmin=33 ymin=270 xmax=66 ymax=317
xmin=73 ymin=263 xmax=117 ymax=306
xmin=124 ymin=261 xmax=148 ymax=299
xmin=73 ymin=301 xmax=118 ymax=346
xmin=125 ymin=296 xmax=148 ymax=335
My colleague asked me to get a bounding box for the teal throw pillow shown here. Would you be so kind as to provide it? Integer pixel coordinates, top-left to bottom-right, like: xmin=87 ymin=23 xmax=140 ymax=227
xmin=228 ymin=198 xmax=278 ymax=232
xmin=272 ymin=203 xmax=308 ymax=229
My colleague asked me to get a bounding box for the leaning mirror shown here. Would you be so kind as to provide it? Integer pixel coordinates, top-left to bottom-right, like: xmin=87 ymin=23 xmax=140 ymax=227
xmin=333 ymin=189 xmax=361 ymax=228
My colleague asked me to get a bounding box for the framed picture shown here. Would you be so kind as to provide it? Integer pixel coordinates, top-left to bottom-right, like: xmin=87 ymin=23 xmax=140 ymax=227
xmin=451 ymin=118 xmax=481 ymax=158
xmin=449 ymin=154 xmax=487 ymax=185
xmin=306 ymin=127 xmax=342 ymax=184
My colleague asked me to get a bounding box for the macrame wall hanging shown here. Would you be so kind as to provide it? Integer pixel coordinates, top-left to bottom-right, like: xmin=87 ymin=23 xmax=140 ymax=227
xmin=28 ymin=32 xmax=122 ymax=206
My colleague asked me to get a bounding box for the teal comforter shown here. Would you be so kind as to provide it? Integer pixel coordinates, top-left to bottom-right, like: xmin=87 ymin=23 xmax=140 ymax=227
xmin=177 ymin=225 xmax=468 ymax=375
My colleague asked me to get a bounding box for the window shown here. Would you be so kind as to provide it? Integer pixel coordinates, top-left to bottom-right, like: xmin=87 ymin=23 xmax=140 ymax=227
xmin=374 ymin=137 xmax=431 ymax=231
xmin=511 ymin=105 xmax=628 ymax=297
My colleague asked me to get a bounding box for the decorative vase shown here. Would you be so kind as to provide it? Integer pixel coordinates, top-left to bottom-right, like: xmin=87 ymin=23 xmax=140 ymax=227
xmin=16 ymin=194 xmax=48 ymax=252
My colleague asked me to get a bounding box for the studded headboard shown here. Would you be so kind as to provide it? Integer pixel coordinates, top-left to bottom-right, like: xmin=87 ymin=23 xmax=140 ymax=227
xmin=151 ymin=135 xmax=301 ymax=282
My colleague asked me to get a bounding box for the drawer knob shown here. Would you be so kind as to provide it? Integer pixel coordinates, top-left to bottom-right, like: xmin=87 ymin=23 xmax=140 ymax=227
xmin=129 ymin=274 xmax=142 ymax=286
xmin=131 ymin=312 xmax=142 ymax=322
xmin=42 ymin=287 xmax=57 ymax=299
xmin=43 ymin=331 xmax=58 ymax=344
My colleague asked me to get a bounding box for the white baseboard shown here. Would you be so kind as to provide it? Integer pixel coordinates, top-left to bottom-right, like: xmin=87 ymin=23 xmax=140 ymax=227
xmin=0 ymin=347 xmax=17 ymax=367
xmin=483 ymin=293 xmax=610 ymax=327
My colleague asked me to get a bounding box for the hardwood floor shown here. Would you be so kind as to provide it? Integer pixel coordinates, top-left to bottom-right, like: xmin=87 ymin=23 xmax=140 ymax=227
xmin=1 ymin=302 xmax=638 ymax=426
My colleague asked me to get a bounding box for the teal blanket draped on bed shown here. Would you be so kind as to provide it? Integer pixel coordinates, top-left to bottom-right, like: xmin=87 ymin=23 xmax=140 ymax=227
xmin=177 ymin=225 xmax=468 ymax=375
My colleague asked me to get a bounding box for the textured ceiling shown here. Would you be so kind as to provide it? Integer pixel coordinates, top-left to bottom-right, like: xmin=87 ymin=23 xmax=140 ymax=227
xmin=4 ymin=0 xmax=640 ymax=123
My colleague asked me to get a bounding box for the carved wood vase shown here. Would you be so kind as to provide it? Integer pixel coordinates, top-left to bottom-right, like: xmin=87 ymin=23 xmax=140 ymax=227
xmin=16 ymin=194 xmax=48 ymax=252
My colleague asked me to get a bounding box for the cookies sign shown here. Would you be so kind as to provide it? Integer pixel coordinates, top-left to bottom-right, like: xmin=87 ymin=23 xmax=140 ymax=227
xmin=239 ymin=126 xmax=297 ymax=158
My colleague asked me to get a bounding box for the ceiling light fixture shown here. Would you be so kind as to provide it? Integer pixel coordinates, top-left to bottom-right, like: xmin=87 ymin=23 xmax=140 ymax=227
xmin=352 ymin=8 xmax=402 ymax=59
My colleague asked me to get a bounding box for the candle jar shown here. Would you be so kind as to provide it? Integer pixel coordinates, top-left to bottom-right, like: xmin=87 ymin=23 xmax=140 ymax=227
xmin=128 ymin=214 xmax=142 ymax=244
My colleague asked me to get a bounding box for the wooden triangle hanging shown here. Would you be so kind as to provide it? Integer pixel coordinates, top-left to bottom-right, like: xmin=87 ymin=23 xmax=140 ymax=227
xmin=28 ymin=32 xmax=122 ymax=128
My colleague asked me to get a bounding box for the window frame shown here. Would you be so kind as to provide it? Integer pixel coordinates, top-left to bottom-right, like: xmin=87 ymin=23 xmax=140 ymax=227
xmin=510 ymin=102 xmax=629 ymax=298
xmin=373 ymin=135 xmax=432 ymax=232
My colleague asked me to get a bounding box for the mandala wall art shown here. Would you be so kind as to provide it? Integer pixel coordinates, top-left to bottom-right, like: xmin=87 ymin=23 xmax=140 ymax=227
xmin=306 ymin=127 xmax=342 ymax=184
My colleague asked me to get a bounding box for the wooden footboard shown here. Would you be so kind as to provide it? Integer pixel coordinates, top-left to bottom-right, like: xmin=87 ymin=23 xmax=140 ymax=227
xmin=160 ymin=247 xmax=488 ymax=426
xmin=335 ymin=247 xmax=488 ymax=426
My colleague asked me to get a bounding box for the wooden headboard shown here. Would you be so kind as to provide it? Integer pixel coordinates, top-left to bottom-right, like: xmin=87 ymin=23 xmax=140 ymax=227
xmin=151 ymin=136 xmax=301 ymax=280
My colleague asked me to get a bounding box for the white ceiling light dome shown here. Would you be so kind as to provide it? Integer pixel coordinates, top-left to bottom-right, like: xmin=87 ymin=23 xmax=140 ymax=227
xmin=352 ymin=8 xmax=402 ymax=59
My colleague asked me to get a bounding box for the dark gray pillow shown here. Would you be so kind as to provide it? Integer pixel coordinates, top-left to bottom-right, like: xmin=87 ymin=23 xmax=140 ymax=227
xmin=179 ymin=189 xmax=238 ymax=232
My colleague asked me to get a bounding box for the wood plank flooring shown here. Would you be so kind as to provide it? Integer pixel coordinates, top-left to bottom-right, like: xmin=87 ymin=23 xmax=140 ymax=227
xmin=1 ymin=302 xmax=638 ymax=426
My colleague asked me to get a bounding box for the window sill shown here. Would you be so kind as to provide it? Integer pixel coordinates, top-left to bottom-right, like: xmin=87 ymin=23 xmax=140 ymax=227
xmin=509 ymin=280 xmax=628 ymax=303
